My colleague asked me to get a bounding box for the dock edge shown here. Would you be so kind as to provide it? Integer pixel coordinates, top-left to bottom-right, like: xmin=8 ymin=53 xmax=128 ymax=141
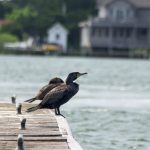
xmin=51 ymin=111 xmax=83 ymax=150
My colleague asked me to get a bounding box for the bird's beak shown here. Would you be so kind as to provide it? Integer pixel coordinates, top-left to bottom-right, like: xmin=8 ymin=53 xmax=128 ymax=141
xmin=77 ymin=72 xmax=88 ymax=78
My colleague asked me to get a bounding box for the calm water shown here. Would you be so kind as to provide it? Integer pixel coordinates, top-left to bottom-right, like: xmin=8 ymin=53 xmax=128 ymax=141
xmin=0 ymin=55 xmax=150 ymax=150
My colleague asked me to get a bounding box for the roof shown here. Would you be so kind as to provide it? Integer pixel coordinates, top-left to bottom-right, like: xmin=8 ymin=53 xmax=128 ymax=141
xmin=48 ymin=22 xmax=68 ymax=33
xmin=96 ymin=0 xmax=150 ymax=8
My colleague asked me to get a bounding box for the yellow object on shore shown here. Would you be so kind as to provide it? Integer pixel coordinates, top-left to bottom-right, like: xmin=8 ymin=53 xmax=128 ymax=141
xmin=42 ymin=43 xmax=60 ymax=52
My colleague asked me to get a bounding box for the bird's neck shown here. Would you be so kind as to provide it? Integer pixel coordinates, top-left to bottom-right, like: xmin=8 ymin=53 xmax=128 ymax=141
xmin=65 ymin=77 xmax=73 ymax=85
xmin=66 ymin=80 xmax=73 ymax=85
xmin=66 ymin=80 xmax=79 ymax=89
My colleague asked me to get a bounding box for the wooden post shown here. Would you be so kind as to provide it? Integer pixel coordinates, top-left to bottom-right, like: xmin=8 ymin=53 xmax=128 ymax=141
xmin=20 ymin=117 xmax=26 ymax=130
xmin=16 ymin=134 xmax=24 ymax=150
xmin=11 ymin=95 xmax=16 ymax=104
xmin=16 ymin=103 xmax=22 ymax=114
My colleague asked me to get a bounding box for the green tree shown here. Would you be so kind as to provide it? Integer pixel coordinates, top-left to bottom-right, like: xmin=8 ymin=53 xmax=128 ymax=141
xmin=64 ymin=0 xmax=96 ymax=48
xmin=1 ymin=0 xmax=96 ymax=48
xmin=26 ymin=0 xmax=63 ymax=37
xmin=0 ymin=1 xmax=12 ymax=19
xmin=5 ymin=6 xmax=37 ymax=39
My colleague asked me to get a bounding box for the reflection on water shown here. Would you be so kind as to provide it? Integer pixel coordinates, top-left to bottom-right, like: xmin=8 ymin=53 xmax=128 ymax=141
xmin=0 ymin=55 xmax=150 ymax=149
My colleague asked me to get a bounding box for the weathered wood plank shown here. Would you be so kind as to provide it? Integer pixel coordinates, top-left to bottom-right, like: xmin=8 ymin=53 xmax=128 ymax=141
xmin=0 ymin=141 xmax=69 ymax=150
xmin=0 ymin=103 xmax=70 ymax=150
xmin=0 ymin=136 xmax=67 ymax=141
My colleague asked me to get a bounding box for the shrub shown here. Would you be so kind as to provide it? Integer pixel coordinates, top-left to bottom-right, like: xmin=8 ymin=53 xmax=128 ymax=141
xmin=0 ymin=32 xmax=18 ymax=51
xmin=0 ymin=32 xmax=18 ymax=44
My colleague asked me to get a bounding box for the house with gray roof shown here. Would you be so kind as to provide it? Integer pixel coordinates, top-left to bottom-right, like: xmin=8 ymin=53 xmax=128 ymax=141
xmin=79 ymin=0 xmax=150 ymax=56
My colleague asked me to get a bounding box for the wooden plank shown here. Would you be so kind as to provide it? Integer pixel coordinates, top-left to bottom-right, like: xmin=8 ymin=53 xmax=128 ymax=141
xmin=0 ymin=103 xmax=70 ymax=150
xmin=0 ymin=141 xmax=69 ymax=150
xmin=0 ymin=141 xmax=68 ymax=145
xmin=0 ymin=131 xmax=61 ymax=136
xmin=0 ymin=136 xmax=67 ymax=141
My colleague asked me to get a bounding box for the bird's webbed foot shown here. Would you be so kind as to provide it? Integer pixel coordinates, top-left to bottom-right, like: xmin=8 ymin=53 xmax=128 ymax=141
xmin=55 ymin=108 xmax=65 ymax=118
xmin=57 ymin=113 xmax=65 ymax=118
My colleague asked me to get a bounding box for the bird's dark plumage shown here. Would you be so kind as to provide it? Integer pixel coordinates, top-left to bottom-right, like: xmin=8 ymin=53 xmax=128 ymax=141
xmin=24 ymin=77 xmax=64 ymax=103
xmin=26 ymin=72 xmax=87 ymax=116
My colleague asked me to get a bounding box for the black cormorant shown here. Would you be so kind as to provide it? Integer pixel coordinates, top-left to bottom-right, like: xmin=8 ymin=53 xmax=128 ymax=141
xmin=26 ymin=72 xmax=87 ymax=116
xmin=24 ymin=77 xmax=64 ymax=103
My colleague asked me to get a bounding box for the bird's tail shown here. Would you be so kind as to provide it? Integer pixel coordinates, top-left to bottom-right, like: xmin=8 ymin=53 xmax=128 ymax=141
xmin=24 ymin=97 xmax=36 ymax=103
xmin=26 ymin=105 xmax=40 ymax=113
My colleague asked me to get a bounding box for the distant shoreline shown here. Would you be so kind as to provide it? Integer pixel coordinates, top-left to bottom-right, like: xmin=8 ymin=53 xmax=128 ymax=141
xmin=0 ymin=48 xmax=150 ymax=59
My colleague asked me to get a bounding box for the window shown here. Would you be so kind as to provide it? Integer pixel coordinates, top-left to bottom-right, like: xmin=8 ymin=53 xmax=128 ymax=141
xmin=98 ymin=28 xmax=109 ymax=37
xmin=56 ymin=34 xmax=60 ymax=40
xmin=116 ymin=9 xmax=125 ymax=21
xmin=92 ymin=28 xmax=96 ymax=36
xmin=92 ymin=27 xmax=109 ymax=37
xmin=113 ymin=27 xmax=132 ymax=38
xmin=113 ymin=28 xmax=117 ymax=38
xmin=126 ymin=28 xmax=132 ymax=38
xmin=137 ymin=28 xmax=148 ymax=38
xmin=104 ymin=28 xmax=109 ymax=37
xmin=109 ymin=8 xmax=114 ymax=17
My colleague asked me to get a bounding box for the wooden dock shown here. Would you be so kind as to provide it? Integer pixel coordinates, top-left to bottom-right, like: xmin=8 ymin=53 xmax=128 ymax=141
xmin=0 ymin=103 xmax=74 ymax=150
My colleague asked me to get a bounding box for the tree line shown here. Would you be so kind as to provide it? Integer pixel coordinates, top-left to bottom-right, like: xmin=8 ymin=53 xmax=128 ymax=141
xmin=0 ymin=0 xmax=96 ymax=49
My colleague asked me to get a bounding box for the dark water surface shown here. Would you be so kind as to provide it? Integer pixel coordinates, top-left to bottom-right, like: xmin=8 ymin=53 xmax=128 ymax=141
xmin=0 ymin=55 xmax=150 ymax=150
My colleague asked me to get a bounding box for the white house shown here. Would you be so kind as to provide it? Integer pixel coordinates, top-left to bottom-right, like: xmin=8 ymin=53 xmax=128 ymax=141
xmin=47 ymin=23 xmax=68 ymax=52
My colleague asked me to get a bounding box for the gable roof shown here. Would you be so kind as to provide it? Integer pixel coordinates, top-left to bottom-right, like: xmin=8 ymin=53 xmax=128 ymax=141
xmin=96 ymin=0 xmax=150 ymax=8
xmin=48 ymin=23 xmax=68 ymax=33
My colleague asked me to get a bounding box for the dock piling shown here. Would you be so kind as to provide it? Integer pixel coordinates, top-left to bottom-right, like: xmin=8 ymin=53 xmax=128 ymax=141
xmin=16 ymin=134 xmax=25 ymax=150
xmin=16 ymin=103 xmax=22 ymax=114
xmin=20 ymin=117 xmax=26 ymax=130
xmin=11 ymin=95 xmax=16 ymax=104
